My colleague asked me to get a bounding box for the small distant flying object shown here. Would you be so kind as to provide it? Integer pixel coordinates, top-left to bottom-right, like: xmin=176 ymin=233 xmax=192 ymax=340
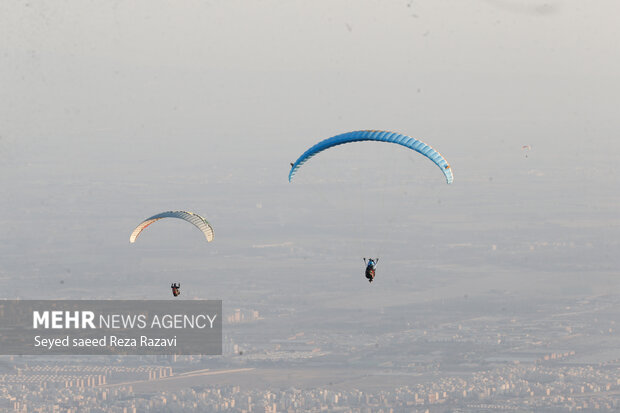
xmin=171 ymin=283 xmax=181 ymax=297
xmin=129 ymin=211 xmax=214 ymax=243
xmin=522 ymin=145 xmax=531 ymax=158
xmin=364 ymin=258 xmax=379 ymax=283
xmin=288 ymin=130 xmax=453 ymax=184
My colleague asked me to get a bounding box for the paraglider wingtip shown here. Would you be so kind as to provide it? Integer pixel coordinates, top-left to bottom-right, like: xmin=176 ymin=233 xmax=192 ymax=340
xmin=288 ymin=164 xmax=295 ymax=182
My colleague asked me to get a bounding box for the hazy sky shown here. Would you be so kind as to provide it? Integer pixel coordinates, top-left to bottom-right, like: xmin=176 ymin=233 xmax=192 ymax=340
xmin=3 ymin=0 xmax=620 ymax=140
xmin=1 ymin=1 xmax=618 ymax=301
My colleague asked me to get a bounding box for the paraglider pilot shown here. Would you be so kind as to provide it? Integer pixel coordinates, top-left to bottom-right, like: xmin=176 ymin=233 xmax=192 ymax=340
xmin=171 ymin=283 xmax=181 ymax=297
xmin=364 ymin=258 xmax=379 ymax=283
